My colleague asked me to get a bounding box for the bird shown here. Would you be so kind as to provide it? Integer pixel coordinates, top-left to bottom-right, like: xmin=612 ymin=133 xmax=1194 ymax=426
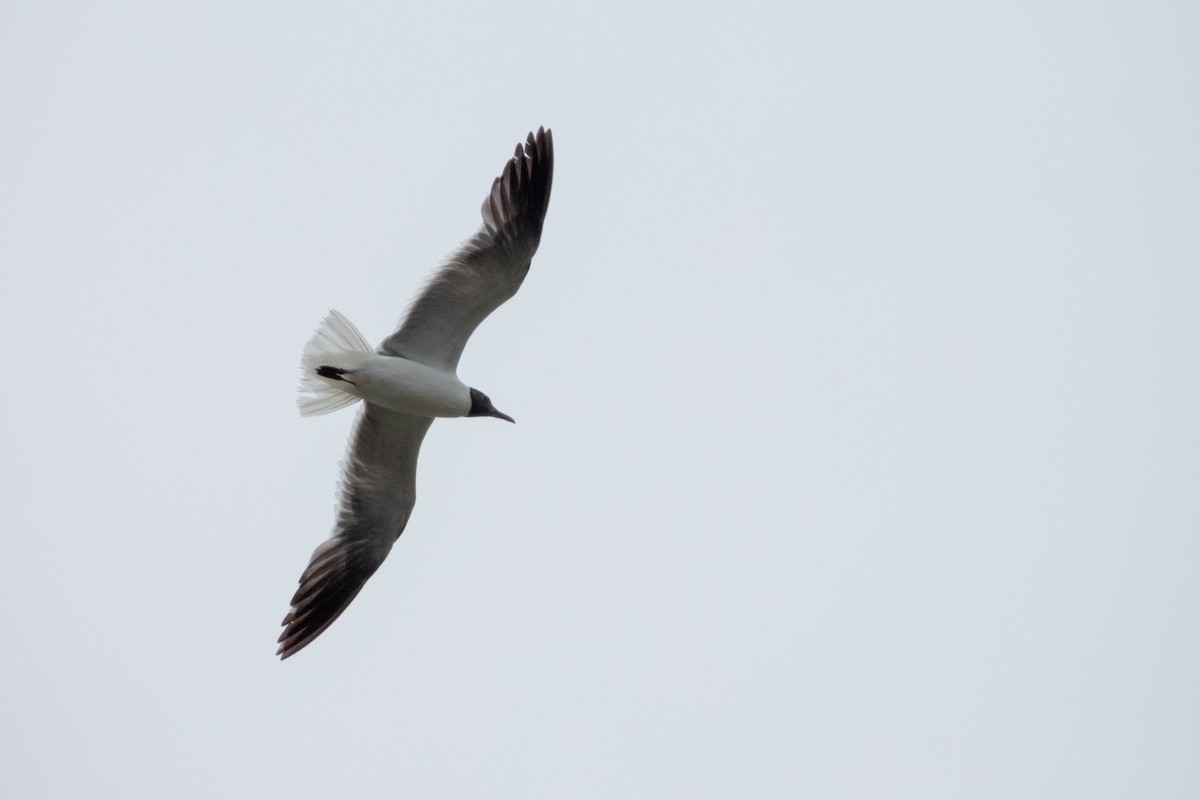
xmin=277 ymin=127 xmax=553 ymax=659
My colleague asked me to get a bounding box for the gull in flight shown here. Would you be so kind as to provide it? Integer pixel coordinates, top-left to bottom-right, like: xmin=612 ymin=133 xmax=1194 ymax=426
xmin=278 ymin=128 xmax=554 ymax=659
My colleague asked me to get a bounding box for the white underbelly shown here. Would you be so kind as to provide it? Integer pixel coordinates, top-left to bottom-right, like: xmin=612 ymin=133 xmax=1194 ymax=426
xmin=349 ymin=354 xmax=471 ymax=418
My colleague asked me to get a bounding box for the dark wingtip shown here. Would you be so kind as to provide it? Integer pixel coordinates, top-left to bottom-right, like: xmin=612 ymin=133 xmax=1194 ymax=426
xmin=480 ymin=126 xmax=553 ymax=237
xmin=528 ymin=127 xmax=553 ymax=222
xmin=276 ymin=537 xmax=383 ymax=660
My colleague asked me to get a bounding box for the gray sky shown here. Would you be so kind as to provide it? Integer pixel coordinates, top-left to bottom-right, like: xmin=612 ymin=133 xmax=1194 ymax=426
xmin=3 ymin=2 xmax=1198 ymax=797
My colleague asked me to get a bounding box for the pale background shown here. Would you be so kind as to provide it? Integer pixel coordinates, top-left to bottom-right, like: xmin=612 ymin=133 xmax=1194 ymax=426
xmin=3 ymin=2 xmax=1198 ymax=797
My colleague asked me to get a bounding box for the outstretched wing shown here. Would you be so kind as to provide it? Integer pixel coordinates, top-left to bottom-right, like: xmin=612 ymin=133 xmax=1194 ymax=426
xmin=277 ymin=406 xmax=434 ymax=659
xmin=379 ymin=127 xmax=554 ymax=372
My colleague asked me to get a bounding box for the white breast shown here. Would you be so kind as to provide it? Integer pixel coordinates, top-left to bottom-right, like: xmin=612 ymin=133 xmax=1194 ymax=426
xmin=349 ymin=354 xmax=472 ymax=418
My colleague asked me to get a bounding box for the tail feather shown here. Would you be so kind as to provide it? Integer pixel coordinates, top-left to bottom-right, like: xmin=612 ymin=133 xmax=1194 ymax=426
xmin=298 ymin=310 xmax=375 ymax=417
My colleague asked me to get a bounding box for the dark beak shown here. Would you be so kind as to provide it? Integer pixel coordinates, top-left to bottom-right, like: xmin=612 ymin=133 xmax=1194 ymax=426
xmin=468 ymin=388 xmax=516 ymax=423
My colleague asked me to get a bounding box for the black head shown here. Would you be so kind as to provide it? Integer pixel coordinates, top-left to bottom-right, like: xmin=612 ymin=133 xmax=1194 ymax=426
xmin=468 ymin=387 xmax=515 ymax=423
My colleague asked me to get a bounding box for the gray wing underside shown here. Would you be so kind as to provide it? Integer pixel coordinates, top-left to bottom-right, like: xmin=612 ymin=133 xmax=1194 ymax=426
xmin=380 ymin=127 xmax=554 ymax=372
xmin=277 ymin=405 xmax=434 ymax=659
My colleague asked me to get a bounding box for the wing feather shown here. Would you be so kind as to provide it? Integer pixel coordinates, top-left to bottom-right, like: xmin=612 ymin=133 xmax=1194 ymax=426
xmin=277 ymin=406 xmax=434 ymax=659
xmin=380 ymin=128 xmax=554 ymax=371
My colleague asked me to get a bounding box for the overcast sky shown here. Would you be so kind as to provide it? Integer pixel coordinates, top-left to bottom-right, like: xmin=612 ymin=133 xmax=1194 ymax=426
xmin=3 ymin=2 xmax=1198 ymax=798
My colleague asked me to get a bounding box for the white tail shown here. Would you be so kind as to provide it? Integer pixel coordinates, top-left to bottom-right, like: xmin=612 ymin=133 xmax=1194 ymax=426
xmin=297 ymin=310 xmax=375 ymax=417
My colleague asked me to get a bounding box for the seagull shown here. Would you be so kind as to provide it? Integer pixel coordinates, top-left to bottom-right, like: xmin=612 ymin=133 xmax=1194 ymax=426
xmin=277 ymin=128 xmax=553 ymax=659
